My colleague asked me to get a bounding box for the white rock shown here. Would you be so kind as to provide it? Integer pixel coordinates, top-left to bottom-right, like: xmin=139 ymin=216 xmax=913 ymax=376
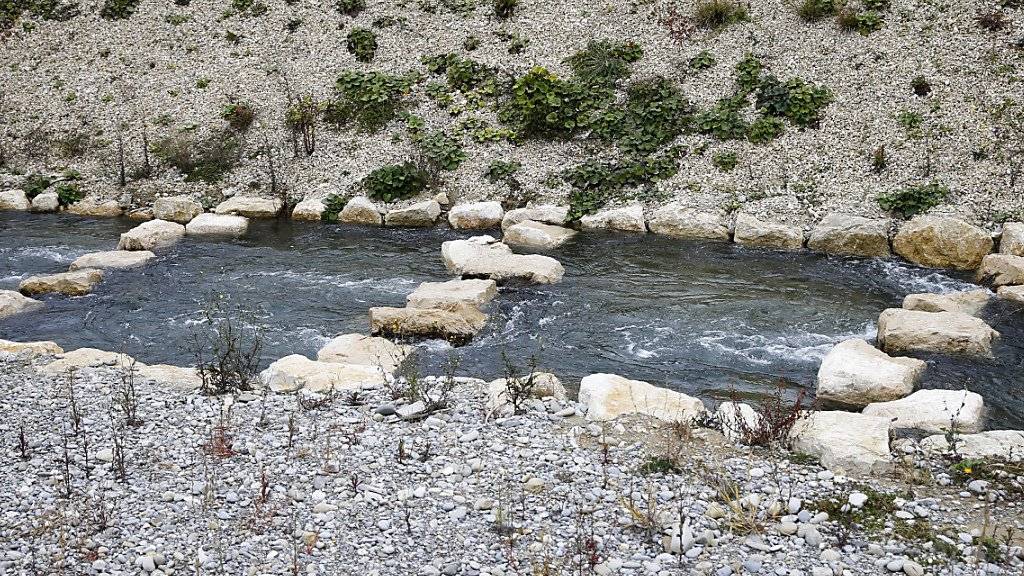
xmin=807 ymin=213 xmax=891 ymax=258
xmin=30 ymin=191 xmax=59 ymax=212
xmin=448 ymin=201 xmax=504 ymax=230
xmin=902 ymin=290 xmax=991 ymax=317
xmin=19 ymin=269 xmax=103 ymax=296
xmin=579 ymin=204 xmax=646 ymax=233
xmin=0 ymin=189 xmax=30 ymax=211
xmin=578 ymin=373 xmax=705 ymax=422
xmin=69 ymin=250 xmax=156 ymax=271
xmin=816 ymin=339 xmax=925 ymax=407
xmin=0 ymin=338 xmax=63 ymax=356
xmin=920 ymin=430 xmax=1024 ymax=461
xmin=789 ymin=411 xmax=893 ymax=476
xmin=502 ymin=205 xmax=569 ymax=229
xmin=734 ymin=213 xmax=804 ymax=250
xmin=214 ymin=196 xmax=282 ymax=218
xmin=503 ymin=221 xmax=577 ymax=250
xmin=716 ymin=401 xmax=761 ymax=440
xmin=41 ymin=348 xmax=134 ymax=374
xmin=976 ymin=253 xmax=1024 ymax=287
xmin=863 ymin=389 xmax=984 ymax=434
xmin=117 ymin=219 xmax=186 ymax=251
xmin=67 ymin=197 xmax=123 ymax=217
xmin=384 ymin=200 xmax=441 ymax=227
xmin=648 ymin=204 xmax=730 ymax=240
xmin=406 ymin=278 xmax=498 ymax=310
xmin=877 ymin=308 xmax=999 ymax=357
xmin=0 ymin=290 xmax=43 ymax=319
xmin=136 ymin=364 xmax=203 ymax=390
xmin=441 ymin=236 xmax=564 ymax=284
xmin=259 ymin=354 xmax=386 ymax=393
xmin=893 ymin=216 xmax=993 ymax=270
xmin=316 ymin=334 xmax=411 ymax=373
xmin=291 ymin=198 xmax=325 ymax=221
xmin=487 ymin=372 xmax=567 ymax=416
xmin=996 ymin=285 xmax=1024 ymax=304
xmin=186 ymin=213 xmax=249 ymax=237
xmin=1000 ymin=222 xmax=1024 ymax=256
xmin=339 ymin=196 xmax=382 ymax=225
xmin=369 ymin=304 xmax=487 ymax=344
xmin=153 ymin=195 xmax=203 ymax=224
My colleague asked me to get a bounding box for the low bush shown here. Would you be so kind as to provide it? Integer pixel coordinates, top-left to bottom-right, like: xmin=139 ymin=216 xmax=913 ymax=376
xmin=493 ymin=0 xmax=516 ymax=19
xmin=187 ymin=299 xmax=264 ymax=395
xmin=747 ymin=115 xmax=785 ymax=143
xmin=336 ymin=0 xmax=364 ymax=16
xmin=797 ymin=0 xmax=836 ymax=21
xmin=838 ymin=9 xmax=883 ymax=35
xmin=565 ymin=40 xmax=644 ymax=89
xmin=321 ymin=194 xmax=349 ymax=222
xmin=363 ymin=162 xmax=430 ymax=202
xmin=911 ymin=75 xmax=931 ymax=97
xmin=563 ymin=148 xmax=681 ymax=220
xmin=591 ymin=77 xmax=694 ymax=155
xmin=499 ymin=67 xmax=604 ymax=138
xmin=755 ymin=76 xmax=832 ymax=128
xmin=416 ymin=131 xmax=466 ymax=171
xmin=325 ymin=70 xmax=417 ymax=132
xmin=485 ymin=159 xmax=521 ymax=183
xmin=152 ymin=129 xmax=242 ymax=183
xmin=693 ymin=0 xmax=748 ymax=30
xmin=877 ymin=181 xmax=949 ymax=218
xmin=221 ymin=102 xmax=255 ymax=131
xmin=230 ymin=0 xmax=267 ymax=16
xmin=735 ymin=53 xmax=763 ymax=93
xmin=712 ymin=151 xmax=738 ymax=172
xmin=696 ymin=96 xmax=749 ymax=140
xmin=346 ymin=27 xmax=378 ymax=62
xmin=689 ymin=50 xmax=716 ymax=71
xmin=55 ymin=181 xmax=84 ymax=207
xmin=23 ymin=174 xmax=52 ymax=199
xmin=100 ymin=0 xmax=139 ymax=20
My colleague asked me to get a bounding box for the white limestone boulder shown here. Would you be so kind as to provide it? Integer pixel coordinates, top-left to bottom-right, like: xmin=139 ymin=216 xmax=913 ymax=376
xmin=40 ymin=347 xmax=133 ymax=374
xmin=406 ymin=279 xmax=497 ymax=310
xmin=716 ymin=402 xmax=761 ymax=441
xmin=448 ymin=201 xmax=504 ymax=230
xmin=259 ymin=354 xmax=385 ymax=393
xmin=893 ymin=216 xmax=993 ymax=270
xmin=67 ymin=197 xmax=124 ymax=217
xmin=292 ymin=198 xmax=325 ymax=222
xmin=385 ymin=200 xmax=441 ymax=228
xmin=648 ymin=204 xmax=731 ymax=241
xmin=441 ymin=236 xmax=564 ymax=284
xmin=789 ymin=411 xmax=893 ymax=476
xmin=920 ymin=430 xmax=1024 ymax=461
xmin=999 ymin=222 xmax=1024 ymax=256
xmin=807 ymin=213 xmax=891 ymax=258
xmin=0 ymin=339 xmax=64 ymax=356
xmin=580 ymin=204 xmax=647 ymax=233
xmin=902 ymin=290 xmax=991 ymax=317
xmin=19 ymin=269 xmax=103 ymax=297
xmin=863 ymin=389 xmax=984 ymax=434
xmin=136 ymin=364 xmax=203 ymax=391
xmin=502 ymin=205 xmax=569 ymax=230
xmin=0 ymin=290 xmax=43 ymax=319
xmin=816 ymin=339 xmax=925 ymax=407
xmin=487 ymin=372 xmax=567 ymax=416
xmin=734 ymin=213 xmax=804 ymax=250
xmin=117 ymin=219 xmax=185 ymax=251
xmin=0 ymin=189 xmax=30 ymax=211
xmin=578 ymin=373 xmax=705 ymax=422
xmin=185 ymin=213 xmax=249 ymax=237
xmin=30 ymin=192 xmax=59 ymax=213
xmin=877 ymin=308 xmax=999 ymax=357
xmin=316 ymin=334 xmax=411 ymax=373
xmin=153 ymin=195 xmax=203 ymax=224
xmin=339 ymin=197 xmax=382 ymax=225
xmin=369 ymin=304 xmax=487 ymax=344
xmin=976 ymin=254 xmax=1024 ymax=288
xmin=214 ymin=196 xmax=282 ymax=218
xmin=997 ymin=285 xmax=1024 ymax=304
xmin=503 ymin=221 xmax=577 ymax=250
xmin=69 ymin=250 xmax=156 ymax=271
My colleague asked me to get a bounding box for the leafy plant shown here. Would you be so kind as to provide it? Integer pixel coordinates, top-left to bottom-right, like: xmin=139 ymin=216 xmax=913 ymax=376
xmin=747 ymin=115 xmax=785 ymax=144
xmin=285 ymin=95 xmax=320 ymax=156
xmin=797 ymin=0 xmax=836 ymax=21
xmin=696 ymin=96 xmax=749 ymax=140
xmin=693 ymin=0 xmax=748 ymax=30
xmin=712 ymin=151 xmax=738 ymax=172
xmin=755 ymin=76 xmax=832 ymax=128
xmin=877 ymin=181 xmax=949 ymax=218
xmin=735 ymin=52 xmax=763 ymax=93
xmin=55 ymin=181 xmax=84 ymax=207
xmin=416 ymin=131 xmax=466 ymax=171
xmin=838 ymin=8 xmax=883 ymax=35
xmin=325 ymin=70 xmax=417 ymax=132
xmin=100 ymin=0 xmax=139 ymax=20
xmin=591 ymin=77 xmax=694 ymax=155
xmin=363 ymin=162 xmax=430 ymax=202
xmin=563 ymin=148 xmax=682 ymax=220
xmin=493 ymin=0 xmax=516 ymax=19
xmin=231 ymin=0 xmax=267 ymax=16
xmin=336 ymin=0 xmax=364 ymax=16
xmin=689 ymin=50 xmax=716 ymax=71
xmin=321 ymin=194 xmax=349 ymax=222
xmin=347 ymin=27 xmax=378 ymax=62
xmin=911 ymin=75 xmax=931 ymax=97
xmin=499 ymin=67 xmax=603 ymax=137
xmin=565 ymin=40 xmax=644 ymax=89
xmin=222 ymin=102 xmax=255 ymax=131
xmin=485 ymin=160 xmax=522 ymax=183
xmin=23 ymin=174 xmax=53 ymax=200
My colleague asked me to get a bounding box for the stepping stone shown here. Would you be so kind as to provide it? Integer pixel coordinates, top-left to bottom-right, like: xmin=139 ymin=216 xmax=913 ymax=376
xmin=893 ymin=216 xmax=992 ymax=270
xmin=117 ymin=219 xmax=186 ymax=251
xmin=816 ymin=339 xmax=925 ymax=407
xmin=902 ymin=290 xmax=991 ymax=317
xmin=0 ymin=338 xmax=63 ymax=356
xmin=578 ymin=373 xmax=705 ymax=422
xmin=406 ymin=279 xmax=497 ymax=310
xmin=877 ymin=308 xmax=999 ymax=357
xmin=40 ymin=347 xmax=134 ymax=374
xmin=441 ymin=235 xmax=564 ymax=284
xmin=214 ymin=196 xmax=282 ymax=218
xmin=789 ymin=411 xmax=894 ymax=476
xmin=260 ymin=354 xmax=386 ymax=393
xmin=385 ymin=200 xmax=441 ymax=228
xmin=291 ymin=198 xmax=325 ymax=221
xmin=448 ymin=201 xmax=504 ymax=230
xmin=0 ymin=290 xmax=43 ymax=319
xmin=185 ymin=213 xmax=249 ymax=237
xmin=863 ymin=389 xmax=984 ymax=434
xmin=316 ymin=334 xmax=411 ymax=373
xmin=976 ymin=254 xmax=1024 ymax=288
xmin=1001 ymin=222 xmax=1024 ymax=256
xmin=807 ymin=213 xmax=891 ymax=258
xmin=734 ymin=213 xmax=804 ymax=250
xmin=153 ymin=195 xmax=203 ymax=224
xmin=648 ymin=204 xmax=730 ymax=241
xmin=997 ymin=285 xmax=1024 ymax=305
xmin=502 ymin=205 xmax=568 ymax=230
xmin=30 ymin=192 xmax=59 ymax=213
xmin=369 ymin=304 xmax=487 ymax=345
xmin=69 ymin=250 xmax=156 ymax=271
xmin=67 ymin=197 xmax=123 ymax=217
xmin=19 ymin=269 xmax=103 ymax=297
xmin=339 ymin=197 xmax=382 ymax=225
xmin=503 ymin=221 xmax=577 ymax=250
xmin=0 ymin=189 xmax=30 ymax=211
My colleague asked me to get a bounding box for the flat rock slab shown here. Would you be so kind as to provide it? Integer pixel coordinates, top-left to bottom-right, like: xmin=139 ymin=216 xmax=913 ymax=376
xmin=816 ymin=339 xmax=925 ymax=407
xmin=648 ymin=204 xmax=730 ymax=240
xmin=902 ymin=289 xmax=991 ymax=317
xmin=877 ymin=308 xmax=999 ymax=357
xmin=0 ymin=338 xmax=63 ymax=356
xmin=385 ymin=200 xmax=441 ymax=228
xmin=503 ymin=221 xmax=577 ymax=250
xmin=1000 ymin=222 xmax=1024 ymax=256
xmin=580 ymin=205 xmax=647 ymax=233
xmin=135 ymin=364 xmax=203 ymax=390
xmin=578 ymin=373 xmax=705 ymax=422
xmin=734 ymin=213 xmax=804 ymax=250
xmin=117 ymin=219 xmax=186 ymax=251
xmin=441 ymin=236 xmax=564 ymax=284
xmin=977 ymin=253 xmax=1024 ymax=288
xmin=186 ymin=213 xmax=249 ymax=237
xmin=0 ymin=189 xmax=30 ymax=211
xmin=153 ymin=195 xmax=203 ymax=224
xmin=0 ymin=290 xmax=43 ymax=318
xmin=997 ymin=285 xmax=1024 ymax=304
xmin=502 ymin=205 xmax=568 ymax=230
xmin=292 ymin=198 xmax=325 ymax=221
xmin=863 ymin=389 xmax=984 ymax=434
xmin=67 ymin=197 xmax=123 ymax=217
xmin=807 ymin=213 xmax=891 ymax=258
xmin=20 ymin=269 xmax=103 ymax=297
xmin=260 ymin=354 xmax=385 ymax=393
xmin=790 ymin=411 xmax=893 ymax=476
xmin=369 ymin=304 xmax=487 ymax=345
xmin=920 ymin=430 xmax=1024 ymax=461
xmin=340 ymin=197 xmax=382 ymax=225
xmin=893 ymin=216 xmax=993 ymax=270
xmin=40 ymin=347 xmax=133 ymax=374
xmin=406 ymin=279 xmax=498 ymax=310
xmin=69 ymin=250 xmax=156 ymax=271
xmin=214 ymin=196 xmax=282 ymax=218
xmin=316 ymin=333 xmax=411 ymax=373
xmin=448 ymin=201 xmax=504 ymax=230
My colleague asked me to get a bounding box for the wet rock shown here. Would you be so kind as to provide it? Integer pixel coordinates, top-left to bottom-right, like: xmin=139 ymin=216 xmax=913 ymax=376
xmin=0 ymin=338 xmax=63 ymax=356
xmin=0 ymin=189 xmax=30 ymax=211
xmin=648 ymin=204 xmax=731 ymax=240
xmin=316 ymin=333 xmax=411 ymax=373
xmin=117 ymin=219 xmax=186 ymax=250
xmin=733 ymin=213 xmax=804 ymax=250
xmin=863 ymin=389 xmax=984 ymax=434
xmin=369 ymin=304 xmax=487 ymax=344
xmin=920 ymin=430 xmax=1024 ymax=461
xmin=996 ymin=285 xmax=1024 ymax=304
xmin=291 ymin=198 xmax=325 ymax=221
xmin=406 ymin=279 xmax=497 ymax=310
xmin=259 ymin=354 xmax=386 ymax=393
xmin=579 ymin=204 xmax=647 ymax=233
xmin=214 ymin=196 xmax=283 ymax=218
xmin=877 ymin=308 xmax=999 ymax=357
xmin=185 ymin=213 xmax=249 ymax=237
xmin=502 ymin=205 xmax=569 ymax=229
xmin=816 ymin=339 xmax=925 ymax=407
xmin=578 ymin=373 xmax=705 ymax=422
xmin=0 ymin=290 xmax=43 ymax=319
xmin=153 ymin=195 xmax=203 ymax=224
xmin=441 ymin=236 xmax=564 ymax=284
xmin=807 ymin=213 xmax=891 ymax=258
xmin=902 ymin=289 xmax=991 ymax=316
xmin=339 ymin=196 xmax=382 ymax=225
xmin=893 ymin=216 xmax=993 ymax=270
xmin=976 ymin=254 xmax=1024 ymax=287
xmin=503 ymin=221 xmax=577 ymax=250
xmin=127 ymin=208 xmax=154 ymax=221
xmin=448 ymin=201 xmax=504 ymax=230
xmin=487 ymin=372 xmax=567 ymax=415
xmin=41 ymin=347 xmax=133 ymax=374
xmin=67 ymin=197 xmax=124 ymax=217
xmin=385 ymin=200 xmax=441 ymax=227
xmin=30 ymin=191 xmax=59 ymax=212
xmin=19 ymin=269 xmax=103 ymax=297
xmin=69 ymin=250 xmax=156 ymax=271
xmin=789 ymin=411 xmax=893 ymax=476
xmin=1000 ymin=222 xmax=1024 ymax=256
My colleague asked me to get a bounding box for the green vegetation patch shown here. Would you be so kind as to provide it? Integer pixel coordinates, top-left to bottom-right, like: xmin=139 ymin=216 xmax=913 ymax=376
xmin=591 ymin=77 xmax=695 ymax=156
xmin=877 ymin=181 xmax=949 ymax=218
xmin=565 ymin=40 xmax=643 ymax=89
xmin=152 ymin=129 xmax=242 ymax=183
xmin=362 ymin=162 xmax=430 ymax=202
xmin=325 ymin=71 xmax=418 ymax=132
xmin=499 ymin=67 xmax=606 ymax=138
xmin=563 ymin=148 xmax=681 ymax=221
xmin=347 ymin=27 xmax=378 ymax=63
xmin=100 ymin=0 xmax=139 ymax=20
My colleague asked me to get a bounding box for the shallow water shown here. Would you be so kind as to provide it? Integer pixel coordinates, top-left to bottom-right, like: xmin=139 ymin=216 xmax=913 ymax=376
xmin=2 ymin=212 xmax=1021 ymax=429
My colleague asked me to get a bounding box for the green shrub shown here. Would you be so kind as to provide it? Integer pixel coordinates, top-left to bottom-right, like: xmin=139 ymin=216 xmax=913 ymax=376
xmin=838 ymin=9 xmax=883 ymax=35
xmin=797 ymin=0 xmax=836 ymax=21
xmin=336 ymin=0 xmax=364 ymax=16
xmin=100 ymin=0 xmax=139 ymax=19
xmin=563 ymin=148 xmax=682 ymax=220
xmin=747 ymin=115 xmax=785 ymax=144
xmin=591 ymin=77 xmax=694 ymax=156
xmin=565 ymin=40 xmax=644 ymax=89
xmin=55 ymin=181 xmax=84 ymax=207
xmin=712 ymin=151 xmax=738 ymax=171
xmin=23 ymin=174 xmax=52 ymax=200
xmin=693 ymin=0 xmax=748 ymax=30
xmin=755 ymin=76 xmax=831 ymax=128
xmin=493 ymin=0 xmax=516 ymax=19
xmin=152 ymin=129 xmax=242 ymax=183
xmin=416 ymin=131 xmax=466 ymax=171
xmin=689 ymin=50 xmax=716 ymax=71
xmin=231 ymin=0 xmax=267 ymax=16
xmin=321 ymin=194 xmax=349 ymax=222
xmin=424 ymin=54 xmax=497 ymax=93
xmin=696 ymin=96 xmax=749 ymax=140
xmin=877 ymin=181 xmax=949 ymax=218
xmin=463 ymin=35 xmax=480 ymax=51
xmin=325 ymin=71 xmax=417 ymax=132
xmin=485 ymin=160 xmax=521 ymax=183
xmin=222 ymin=102 xmax=255 ymax=131
xmin=363 ymin=162 xmax=429 ymax=202
xmin=499 ymin=67 xmax=603 ymax=137
xmin=735 ymin=52 xmax=763 ymax=93
xmin=911 ymin=75 xmax=931 ymax=97
xmin=347 ymin=27 xmax=378 ymax=62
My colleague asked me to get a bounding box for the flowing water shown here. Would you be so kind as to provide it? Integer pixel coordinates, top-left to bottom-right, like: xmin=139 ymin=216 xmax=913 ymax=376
xmin=2 ymin=212 xmax=1021 ymax=429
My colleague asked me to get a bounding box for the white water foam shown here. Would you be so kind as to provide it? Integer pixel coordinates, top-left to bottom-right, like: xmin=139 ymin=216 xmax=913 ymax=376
xmin=872 ymin=260 xmax=978 ymax=295
xmin=697 ymin=323 xmax=877 ymax=366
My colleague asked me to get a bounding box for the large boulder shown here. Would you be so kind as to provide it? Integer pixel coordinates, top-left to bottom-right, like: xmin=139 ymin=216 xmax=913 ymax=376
xmin=0 ymin=290 xmax=43 ymax=319
xmin=976 ymin=254 xmax=1024 ymax=288
xmin=41 ymin=347 xmax=133 ymax=374
xmin=153 ymin=195 xmax=203 ymax=224
xmin=807 ymin=213 xmax=891 ymax=258
xmin=648 ymin=204 xmax=730 ymax=241
xmin=316 ymin=333 xmax=411 ymax=373
xmin=578 ymin=373 xmax=705 ymax=422
xmin=69 ymin=250 xmax=156 ymax=271
xmin=30 ymin=192 xmax=59 ymax=213
xmin=291 ymin=198 xmax=325 ymax=221
xmin=0 ymin=189 xmax=30 ymax=211
xmin=67 ymin=197 xmax=124 ymax=217
xmin=406 ymin=278 xmax=497 ymax=310
xmin=893 ymin=216 xmax=993 ymax=270
xmin=369 ymin=304 xmax=487 ymax=344
xmin=877 ymin=308 xmax=999 ymax=357
xmin=789 ymin=411 xmax=893 ymax=476
xmin=19 ymin=269 xmax=103 ymax=297
xmin=441 ymin=236 xmax=564 ymax=284
xmin=339 ymin=196 xmax=382 ymax=225
xmin=503 ymin=221 xmax=577 ymax=250
xmin=385 ymin=200 xmax=441 ymax=228
xmin=136 ymin=364 xmax=203 ymax=390
xmin=902 ymin=289 xmax=991 ymax=317
xmin=1000 ymin=222 xmax=1024 ymax=256
xmin=185 ymin=213 xmax=249 ymax=237
xmin=117 ymin=219 xmax=186 ymax=251
xmin=863 ymin=389 xmax=984 ymax=434
xmin=920 ymin=430 xmax=1024 ymax=461
xmin=259 ymin=354 xmax=385 ymax=393
xmin=579 ymin=205 xmax=647 ymax=233
xmin=0 ymin=339 xmax=63 ymax=356
xmin=733 ymin=213 xmax=804 ymax=250
xmin=487 ymin=372 xmax=567 ymax=416
xmin=816 ymin=339 xmax=925 ymax=407
xmin=997 ymin=285 xmax=1024 ymax=304
xmin=214 ymin=196 xmax=282 ymax=218
xmin=502 ymin=205 xmax=569 ymax=230
xmin=448 ymin=201 xmax=504 ymax=230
